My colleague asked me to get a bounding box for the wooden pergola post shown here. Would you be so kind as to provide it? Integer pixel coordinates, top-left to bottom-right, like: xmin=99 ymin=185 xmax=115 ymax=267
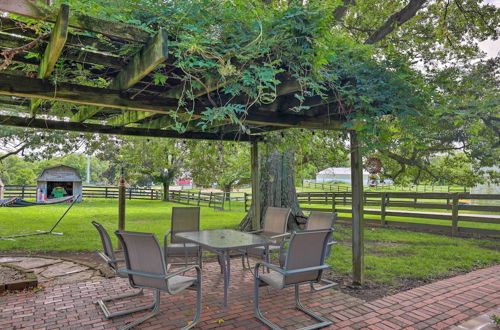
xmin=350 ymin=130 xmax=365 ymax=286
xmin=251 ymin=140 xmax=261 ymax=230
xmin=118 ymin=168 xmax=126 ymax=248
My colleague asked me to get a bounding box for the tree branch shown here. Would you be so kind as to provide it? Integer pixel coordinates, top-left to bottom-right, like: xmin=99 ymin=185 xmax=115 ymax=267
xmin=0 ymin=144 xmax=26 ymax=161
xmin=365 ymin=0 xmax=427 ymax=44
xmin=333 ymin=0 xmax=356 ymax=22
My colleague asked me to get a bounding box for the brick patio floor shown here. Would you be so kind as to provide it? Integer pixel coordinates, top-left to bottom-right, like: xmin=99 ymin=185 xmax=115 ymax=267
xmin=0 ymin=261 xmax=498 ymax=329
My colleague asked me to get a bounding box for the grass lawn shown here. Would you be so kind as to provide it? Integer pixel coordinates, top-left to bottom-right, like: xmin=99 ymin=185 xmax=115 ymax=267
xmin=0 ymin=199 xmax=498 ymax=286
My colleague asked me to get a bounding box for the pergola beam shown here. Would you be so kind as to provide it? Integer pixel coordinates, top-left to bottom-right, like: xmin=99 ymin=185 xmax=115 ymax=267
xmin=37 ymin=4 xmax=69 ymax=78
xmin=107 ymin=110 xmax=157 ymax=127
xmin=0 ymin=73 xmax=345 ymax=129
xmin=0 ymin=0 xmax=149 ymax=42
xmin=0 ymin=73 xmax=179 ymax=114
xmin=109 ymin=29 xmax=168 ymax=90
xmin=0 ymin=114 xmax=257 ymax=142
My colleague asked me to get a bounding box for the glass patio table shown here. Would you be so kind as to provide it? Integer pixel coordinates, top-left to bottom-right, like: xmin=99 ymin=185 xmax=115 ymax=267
xmin=175 ymin=229 xmax=270 ymax=306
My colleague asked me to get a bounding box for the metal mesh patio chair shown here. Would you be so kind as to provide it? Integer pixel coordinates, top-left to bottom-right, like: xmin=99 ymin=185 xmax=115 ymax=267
xmin=92 ymin=221 xmax=148 ymax=319
xmin=164 ymin=207 xmax=202 ymax=268
xmin=305 ymin=212 xmax=338 ymax=291
xmin=244 ymin=207 xmax=291 ymax=267
xmin=115 ymin=230 xmax=202 ymax=330
xmin=254 ymin=229 xmax=334 ymax=329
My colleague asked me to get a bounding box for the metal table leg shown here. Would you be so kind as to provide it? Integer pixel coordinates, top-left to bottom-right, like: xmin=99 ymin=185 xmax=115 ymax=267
xmin=222 ymin=250 xmax=231 ymax=306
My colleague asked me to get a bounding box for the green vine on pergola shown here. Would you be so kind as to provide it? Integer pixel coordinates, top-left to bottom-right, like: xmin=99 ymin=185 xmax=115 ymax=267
xmin=0 ymin=0 xmax=428 ymax=148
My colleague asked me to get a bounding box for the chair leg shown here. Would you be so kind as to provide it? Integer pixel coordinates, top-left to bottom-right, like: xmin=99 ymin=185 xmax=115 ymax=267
xmin=309 ymin=279 xmax=338 ymax=292
xmin=183 ymin=272 xmax=202 ymax=330
xmin=254 ymin=277 xmax=281 ymax=330
xmin=95 ymin=288 xmax=151 ymax=319
xmin=294 ymin=285 xmax=332 ymax=329
xmin=119 ymin=289 xmax=161 ymax=330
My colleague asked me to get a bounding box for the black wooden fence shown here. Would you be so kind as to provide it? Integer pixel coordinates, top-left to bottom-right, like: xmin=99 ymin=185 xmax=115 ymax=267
xmin=3 ymin=185 xmax=161 ymax=200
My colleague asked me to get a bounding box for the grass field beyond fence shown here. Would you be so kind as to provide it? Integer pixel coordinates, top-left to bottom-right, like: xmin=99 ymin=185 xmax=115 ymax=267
xmin=0 ymin=199 xmax=499 ymax=285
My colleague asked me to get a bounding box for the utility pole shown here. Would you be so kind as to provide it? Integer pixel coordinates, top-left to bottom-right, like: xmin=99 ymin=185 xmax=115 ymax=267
xmin=86 ymin=155 xmax=91 ymax=184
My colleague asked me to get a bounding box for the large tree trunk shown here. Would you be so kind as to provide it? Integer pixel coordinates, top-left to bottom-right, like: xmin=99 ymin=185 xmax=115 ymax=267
xmin=240 ymin=146 xmax=305 ymax=231
xmin=162 ymin=181 xmax=170 ymax=201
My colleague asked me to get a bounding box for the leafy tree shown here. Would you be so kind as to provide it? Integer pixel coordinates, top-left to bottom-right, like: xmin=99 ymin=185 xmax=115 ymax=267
xmin=94 ymin=137 xmax=186 ymax=201
xmin=187 ymin=141 xmax=250 ymax=192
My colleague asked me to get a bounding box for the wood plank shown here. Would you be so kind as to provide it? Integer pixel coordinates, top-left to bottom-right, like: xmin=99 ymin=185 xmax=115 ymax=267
xmin=0 ymin=114 xmax=257 ymax=141
xmin=0 ymin=0 xmax=149 ymax=42
xmin=0 ymin=73 xmax=180 ymax=113
xmin=350 ymin=130 xmax=364 ymax=286
xmin=251 ymin=141 xmax=261 ymax=230
xmin=136 ymin=116 xmax=174 ymax=129
xmin=0 ymin=74 xmax=344 ymax=129
xmin=107 ymin=110 xmax=157 ymax=127
xmin=70 ymin=106 xmax=103 ymax=122
xmin=109 ymin=29 xmax=168 ymax=90
xmin=37 ymin=4 xmax=69 ymax=78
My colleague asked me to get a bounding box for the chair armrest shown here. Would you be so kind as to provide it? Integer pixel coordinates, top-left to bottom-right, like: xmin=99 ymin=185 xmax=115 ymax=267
xmin=327 ymin=241 xmax=337 ymax=246
xmin=254 ymin=261 xmax=287 ymax=276
xmin=270 ymin=232 xmax=291 ymax=239
xmin=285 ymin=264 xmax=331 ymax=275
xmin=163 ymin=230 xmax=172 ymax=243
xmin=118 ymin=268 xmax=169 ymax=280
xmin=97 ymin=251 xmax=123 ymax=265
xmin=248 ymin=229 xmax=263 ymax=234
xmin=164 ymin=264 xmax=201 ymax=279
xmin=163 ymin=230 xmax=172 ymax=251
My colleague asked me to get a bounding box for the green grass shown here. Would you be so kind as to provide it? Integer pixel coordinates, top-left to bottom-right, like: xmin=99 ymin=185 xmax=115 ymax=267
xmin=328 ymin=226 xmax=500 ymax=284
xmin=0 ymin=199 xmax=243 ymax=251
xmin=0 ymin=199 xmax=498 ymax=286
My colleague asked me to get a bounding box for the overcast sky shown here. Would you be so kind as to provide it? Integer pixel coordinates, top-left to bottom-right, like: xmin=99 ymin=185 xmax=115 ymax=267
xmin=480 ymin=0 xmax=500 ymax=58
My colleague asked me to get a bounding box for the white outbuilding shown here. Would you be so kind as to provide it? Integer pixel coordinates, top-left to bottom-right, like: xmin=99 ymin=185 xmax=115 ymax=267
xmin=36 ymin=165 xmax=83 ymax=202
xmin=315 ymin=167 xmax=370 ymax=184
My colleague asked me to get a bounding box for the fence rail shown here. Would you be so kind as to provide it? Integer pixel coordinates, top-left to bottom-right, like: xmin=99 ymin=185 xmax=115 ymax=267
xmin=297 ymin=191 xmax=500 ymax=236
xmin=167 ymin=190 xmax=248 ymax=211
xmin=302 ymin=181 xmax=468 ymax=193
xmin=3 ymin=185 xmax=161 ymax=200
xmin=4 ymin=185 xmax=498 ymax=236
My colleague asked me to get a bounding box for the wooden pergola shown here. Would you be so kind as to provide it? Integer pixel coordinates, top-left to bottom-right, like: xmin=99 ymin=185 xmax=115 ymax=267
xmin=0 ymin=1 xmax=365 ymax=285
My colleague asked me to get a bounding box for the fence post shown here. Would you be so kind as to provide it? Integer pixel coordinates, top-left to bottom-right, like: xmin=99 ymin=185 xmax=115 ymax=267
xmin=208 ymin=192 xmax=213 ymax=207
xmin=331 ymin=192 xmax=336 ymax=213
xmin=105 ymin=187 xmax=108 ymax=198
xmin=129 ymin=188 xmax=132 ymax=200
xmin=197 ymin=191 xmax=201 ymax=206
xmin=244 ymin=193 xmax=248 ymax=212
xmin=381 ymin=193 xmax=387 ymax=225
xmin=308 ymin=192 xmax=311 ymax=204
xmin=187 ymin=191 xmax=191 ymax=204
xmin=451 ymin=193 xmax=459 ymax=236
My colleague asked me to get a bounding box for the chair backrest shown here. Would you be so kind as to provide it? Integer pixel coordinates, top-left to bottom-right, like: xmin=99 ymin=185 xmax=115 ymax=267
xmin=283 ymin=229 xmax=332 ymax=286
xmin=306 ymin=212 xmax=336 ymax=231
xmin=170 ymin=207 xmax=200 ymax=244
xmin=92 ymin=221 xmax=117 ymax=271
xmin=262 ymin=207 xmax=291 ymax=234
xmin=115 ymin=230 xmax=168 ymax=290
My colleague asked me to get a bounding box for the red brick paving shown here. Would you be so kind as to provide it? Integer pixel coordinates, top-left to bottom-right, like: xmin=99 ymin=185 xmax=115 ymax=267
xmin=0 ymin=262 xmax=498 ymax=329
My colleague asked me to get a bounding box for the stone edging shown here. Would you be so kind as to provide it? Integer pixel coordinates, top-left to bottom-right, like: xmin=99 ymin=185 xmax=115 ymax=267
xmin=0 ymin=262 xmax=38 ymax=292
xmin=0 ymin=254 xmax=115 ymax=279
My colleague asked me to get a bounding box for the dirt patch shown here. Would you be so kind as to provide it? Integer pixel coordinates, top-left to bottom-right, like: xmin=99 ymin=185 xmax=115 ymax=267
xmin=0 ymin=265 xmax=25 ymax=283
